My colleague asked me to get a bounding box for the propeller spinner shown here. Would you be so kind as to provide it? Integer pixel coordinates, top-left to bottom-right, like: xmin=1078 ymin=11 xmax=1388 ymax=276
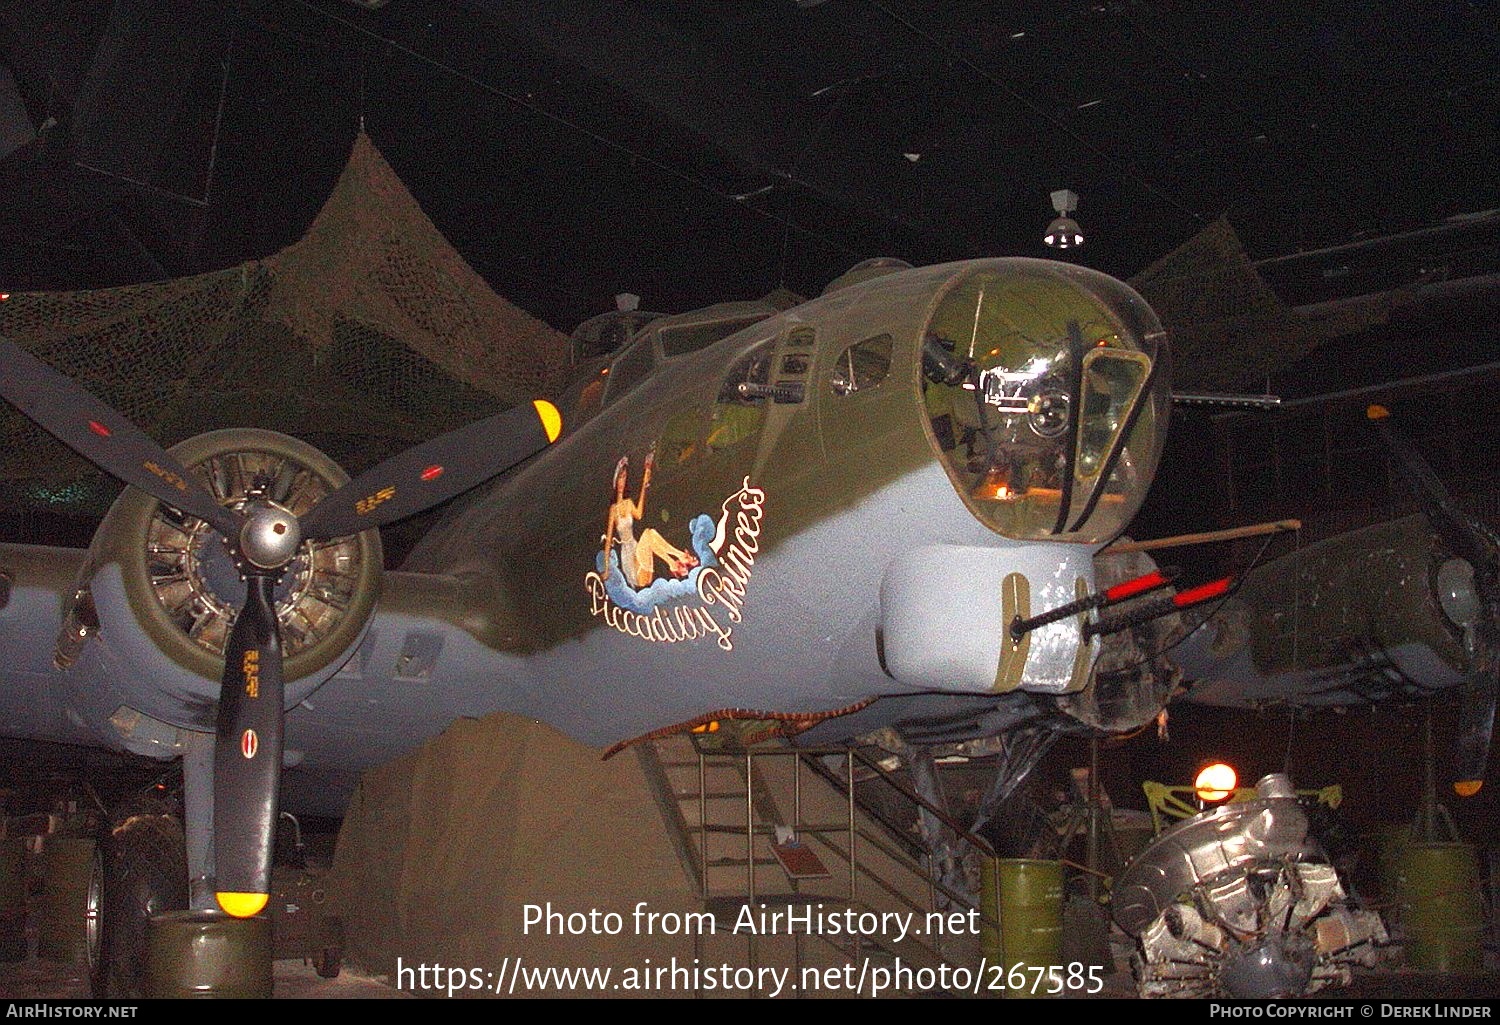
xmin=0 ymin=339 xmax=562 ymax=915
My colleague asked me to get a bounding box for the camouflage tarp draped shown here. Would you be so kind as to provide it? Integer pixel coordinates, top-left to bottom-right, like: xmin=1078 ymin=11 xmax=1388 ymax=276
xmin=1129 ymin=217 xmax=1391 ymax=391
xmin=0 ymin=132 xmax=570 ymax=516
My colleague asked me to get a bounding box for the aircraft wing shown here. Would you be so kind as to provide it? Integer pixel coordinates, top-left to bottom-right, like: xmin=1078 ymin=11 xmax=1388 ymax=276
xmin=0 ymin=543 xmax=93 ymax=746
xmin=278 ymin=571 xmax=554 ymax=816
xmin=0 ymin=544 xmax=686 ymax=819
xmin=1168 ymin=514 xmax=1472 ymax=708
xmin=1165 ymin=508 xmax=1493 ymax=795
xmin=0 ymin=545 xmax=509 ymax=814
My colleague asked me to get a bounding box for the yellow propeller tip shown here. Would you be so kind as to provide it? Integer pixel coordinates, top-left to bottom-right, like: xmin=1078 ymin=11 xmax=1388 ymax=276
xmin=533 ymin=399 xmax=563 ymax=443
xmin=1453 ymin=779 xmax=1483 ymax=798
xmin=1366 ymin=404 xmax=1390 ymax=421
xmin=216 ymin=892 xmax=269 ymax=918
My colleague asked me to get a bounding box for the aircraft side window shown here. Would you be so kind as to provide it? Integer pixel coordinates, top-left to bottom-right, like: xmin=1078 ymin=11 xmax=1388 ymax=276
xmin=659 ymin=406 xmax=703 ymax=467
xmin=603 ymin=338 xmax=655 ymax=406
xmin=573 ymin=367 xmax=608 ymax=422
xmin=708 ymin=341 xmax=774 ymax=452
xmin=829 ymin=334 xmax=893 ymax=396
xmin=1075 ymin=348 xmax=1152 ymax=481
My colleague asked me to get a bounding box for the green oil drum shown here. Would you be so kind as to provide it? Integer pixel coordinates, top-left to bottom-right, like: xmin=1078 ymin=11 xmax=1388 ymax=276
xmin=145 ymin=910 xmax=273 ymax=998
xmin=36 ymin=837 xmax=97 ymax=963
xmin=980 ymin=857 xmax=1064 ymax=999
xmin=1370 ymin=824 xmax=1411 ymax=916
xmin=0 ymin=838 xmax=28 ymax=962
xmin=1397 ymin=841 xmax=1485 ymax=974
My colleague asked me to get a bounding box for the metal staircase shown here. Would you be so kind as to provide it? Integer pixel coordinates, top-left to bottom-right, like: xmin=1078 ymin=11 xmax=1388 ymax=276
xmin=638 ymin=727 xmax=991 ymax=996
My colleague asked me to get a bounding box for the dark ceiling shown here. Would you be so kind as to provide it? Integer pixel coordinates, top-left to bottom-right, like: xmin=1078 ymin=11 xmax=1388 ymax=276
xmin=0 ymin=0 xmax=1497 ymax=555
xmin=0 ymin=0 xmax=1495 ymax=331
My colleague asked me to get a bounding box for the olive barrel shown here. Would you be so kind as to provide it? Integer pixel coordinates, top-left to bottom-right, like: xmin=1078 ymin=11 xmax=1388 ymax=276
xmin=1397 ymin=841 xmax=1485 ymax=974
xmin=144 ymin=910 xmax=273 ymax=998
xmin=1369 ymin=824 xmax=1411 ymax=917
xmin=980 ymin=857 xmax=1064 ymax=999
xmin=0 ymin=839 xmax=27 ymax=961
xmin=36 ymin=837 xmax=96 ymax=963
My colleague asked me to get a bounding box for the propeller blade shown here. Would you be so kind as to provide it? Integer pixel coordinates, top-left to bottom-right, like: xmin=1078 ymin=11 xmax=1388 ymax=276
xmin=1453 ymin=667 xmax=1496 ymax=797
xmin=213 ymin=574 xmax=283 ymax=917
xmin=298 ymin=399 xmax=562 ymax=539
xmin=0 ymin=339 xmax=241 ymax=538
xmin=1370 ymin=407 xmax=1499 ymax=796
xmin=1368 ymin=405 xmax=1493 ymax=572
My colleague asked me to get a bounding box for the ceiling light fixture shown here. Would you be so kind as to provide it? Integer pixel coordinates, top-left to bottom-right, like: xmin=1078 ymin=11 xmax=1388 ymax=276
xmin=1044 ymin=188 xmax=1084 ymax=249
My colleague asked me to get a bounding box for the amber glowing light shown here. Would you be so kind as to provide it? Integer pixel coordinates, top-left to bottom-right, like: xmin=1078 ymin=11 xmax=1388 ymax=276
xmin=1195 ymin=762 xmax=1238 ymax=803
xmin=970 ymin=466 xmax=1016 ymax=502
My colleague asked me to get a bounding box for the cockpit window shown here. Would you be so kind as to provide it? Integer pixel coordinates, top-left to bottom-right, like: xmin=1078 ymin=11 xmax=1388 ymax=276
xmin=569 ymin=310 xmax=665 ymax=363
xmin=829 ymin=334 xmax=893 ymax=396
xmin=600 ymin=313 xmax=772 ymax=407
xmin=1077 ymin=348 xmax=1151 ymax=480
xmin=603 ymin=338 xmax=654 ymax=405
xmin=660 ymin=315 xmax=770 ymax=358
xmin=921 ymin=263 xmax=1169 ymax=543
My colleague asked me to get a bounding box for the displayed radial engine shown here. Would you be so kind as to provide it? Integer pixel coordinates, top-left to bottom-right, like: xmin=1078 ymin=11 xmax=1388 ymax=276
xmin=1111 ymin=773 xmax=1387 ymax=999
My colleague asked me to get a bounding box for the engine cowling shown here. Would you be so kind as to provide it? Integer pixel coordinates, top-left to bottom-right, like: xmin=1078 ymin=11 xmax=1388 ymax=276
xmin=59 ymin=429 xmax=382 ymax=745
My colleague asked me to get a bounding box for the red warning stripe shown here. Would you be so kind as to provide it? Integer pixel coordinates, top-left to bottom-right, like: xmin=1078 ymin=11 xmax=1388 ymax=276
xmin=1104 ymin=569 xmax=1168 ymax=603
xmin=1172 ymin=577 xmax=1232 ymax=608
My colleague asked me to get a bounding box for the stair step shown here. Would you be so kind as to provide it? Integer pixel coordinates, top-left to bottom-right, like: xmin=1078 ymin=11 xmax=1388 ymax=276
xmin=641 ymin=740 xmax=970 ymax=990
xmin=771 ymin=840 xmax=832 ymax=880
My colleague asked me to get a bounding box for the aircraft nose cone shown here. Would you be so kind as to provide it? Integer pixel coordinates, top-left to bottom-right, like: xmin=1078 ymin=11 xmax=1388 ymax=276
xmin=239 ymin=505 xmax=302 ymax=570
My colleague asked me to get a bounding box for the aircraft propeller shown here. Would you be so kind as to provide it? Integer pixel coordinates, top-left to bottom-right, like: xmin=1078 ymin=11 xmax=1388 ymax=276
xmin=0 ymin=338 xmax=562 ymax=913
xmin=1369 ymin=404 xmax=1499 ymax=796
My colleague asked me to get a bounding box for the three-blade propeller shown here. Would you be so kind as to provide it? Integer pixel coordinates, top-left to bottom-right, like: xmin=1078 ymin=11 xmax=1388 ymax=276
xmin=1369 ymin=404 xmax=1499 ymax=795
xmin=0 ymin=339 xmax=562 ymax=914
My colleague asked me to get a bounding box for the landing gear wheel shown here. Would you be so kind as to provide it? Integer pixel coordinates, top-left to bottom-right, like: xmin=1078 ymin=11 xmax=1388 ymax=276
xmin=93 ymin=809 xmax=188 ymax=997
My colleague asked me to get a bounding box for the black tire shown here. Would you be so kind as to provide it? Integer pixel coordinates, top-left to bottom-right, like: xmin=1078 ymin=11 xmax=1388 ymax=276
xmin=93 ymin=810 xmax=188 ymax=998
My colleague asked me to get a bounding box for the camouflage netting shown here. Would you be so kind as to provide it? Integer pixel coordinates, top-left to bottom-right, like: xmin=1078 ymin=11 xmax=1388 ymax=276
xmin=0 ymin=132 xmax=570 ymax=519
xmin=1129 ymin=217 xmax=1391 ymax=391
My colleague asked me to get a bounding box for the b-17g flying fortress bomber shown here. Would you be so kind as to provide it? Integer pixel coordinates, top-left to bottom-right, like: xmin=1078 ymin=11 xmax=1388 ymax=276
xmin=1 ymin=250 xmax=1492 ymax=997
xmin=0 ymin=254 xmax=1173 ymax=981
